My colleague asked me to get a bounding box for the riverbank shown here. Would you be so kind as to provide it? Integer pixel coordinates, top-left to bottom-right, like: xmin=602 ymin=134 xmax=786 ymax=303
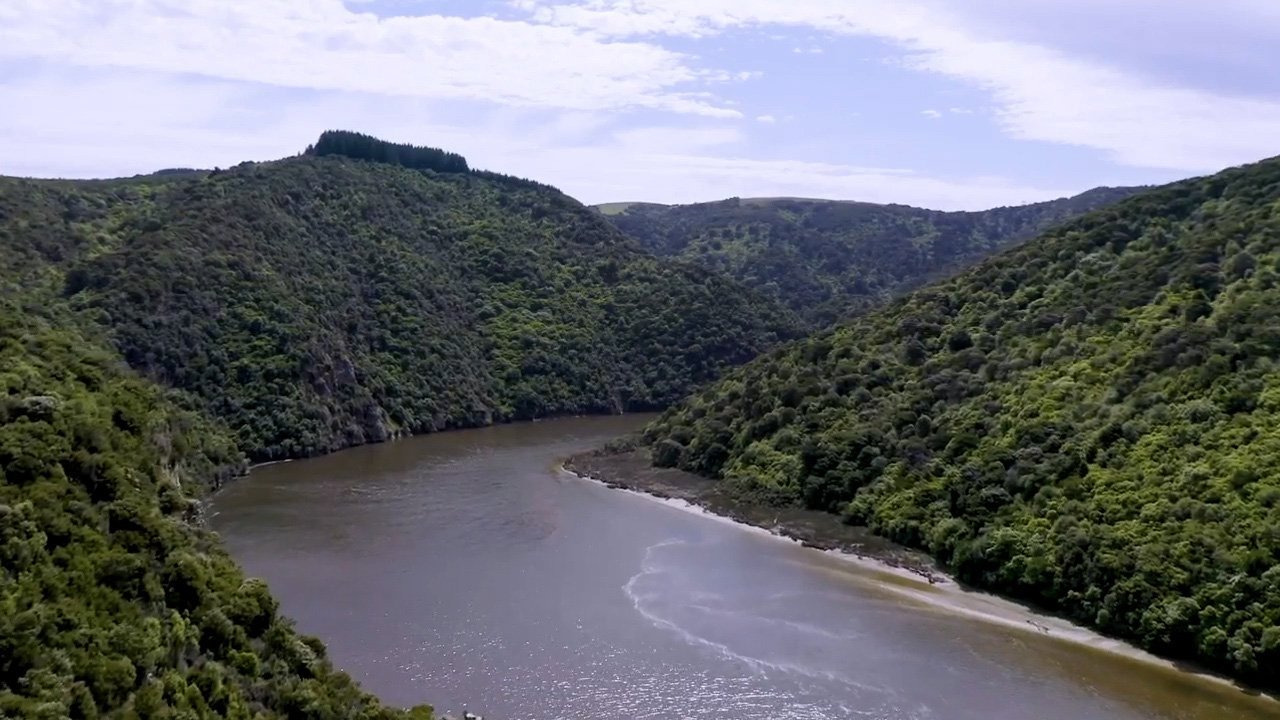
xmin=564 ymin=445 xmax=1280 ymax=709
xmin=566 ymin=445 xmax=946 ymax=582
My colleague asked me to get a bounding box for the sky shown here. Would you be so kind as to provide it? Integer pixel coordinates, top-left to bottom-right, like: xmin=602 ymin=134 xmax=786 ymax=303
xmin=1 ymin=0 xmax=1278 ymax=210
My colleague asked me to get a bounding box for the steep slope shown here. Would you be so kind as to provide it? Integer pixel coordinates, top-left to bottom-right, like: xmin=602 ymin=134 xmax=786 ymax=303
xmin=0 ymin=133 xmax=803 ymax=717
xmin=0 ymin=301 xmax=434 ymax=718
xmin=601 ymin=188 xmax=1140 ymax=327
xmin=2 ymin=150 xmax=799 ymax=461
xmin=642 ymin=158 xmax=1280 ymax=685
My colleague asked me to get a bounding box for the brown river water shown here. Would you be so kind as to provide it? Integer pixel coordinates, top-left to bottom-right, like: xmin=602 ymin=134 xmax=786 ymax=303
xmin=209 ymin=415 xmax=1280 ymax=720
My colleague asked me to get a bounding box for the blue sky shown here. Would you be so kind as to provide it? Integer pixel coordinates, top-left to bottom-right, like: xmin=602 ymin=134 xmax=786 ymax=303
xmin=1 ymin=0 xmax=1278 ymax=209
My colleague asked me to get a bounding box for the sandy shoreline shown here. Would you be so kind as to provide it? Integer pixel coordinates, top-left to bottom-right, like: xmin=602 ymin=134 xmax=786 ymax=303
xmin=565 ymin=446 xmax=947 ymax=580
xmin=562 ymin=448 xmax=1280 ymax=705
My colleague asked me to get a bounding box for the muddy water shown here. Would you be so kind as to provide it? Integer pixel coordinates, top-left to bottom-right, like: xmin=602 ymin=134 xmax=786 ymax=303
xmin=210 ymin=416 xmax=1279 ymax=720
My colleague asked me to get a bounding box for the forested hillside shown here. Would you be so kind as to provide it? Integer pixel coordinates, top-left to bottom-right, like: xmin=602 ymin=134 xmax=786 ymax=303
xmin=0 ymin=301 xmax=437 ymax=718
xmin=601 ymin=188 xmax=1139 ymax=326
xmin=643 ymin=158 xmax=1280 ymax=686
xmin=0 ymin=133 xmax=805 ymax=716
xmin=2 ymin=149 xmax=798 ymax=461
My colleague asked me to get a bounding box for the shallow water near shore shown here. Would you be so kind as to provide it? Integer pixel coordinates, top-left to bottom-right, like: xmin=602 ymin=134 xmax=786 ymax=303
xmin=210 ymin=415 xmax=1279 ymax=720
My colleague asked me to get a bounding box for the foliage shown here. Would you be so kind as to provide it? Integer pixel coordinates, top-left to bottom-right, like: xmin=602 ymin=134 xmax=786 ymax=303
xmin=0 ymin=301 xmax=434 ymax=718
xmin=644 ymin=158 xmax=1280 ymax=686
xmin=306 ymin=130 xmax=469 ymax=174
xmin=0 ymin=134 xmax=800 ymax=716
xmin=602 ymin=189 xmax=1140 ymax=327
xmin=2 ymin=154 xmax=799 ymax=461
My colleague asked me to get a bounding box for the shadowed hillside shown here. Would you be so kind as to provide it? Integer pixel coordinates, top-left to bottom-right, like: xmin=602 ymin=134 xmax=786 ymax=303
xmin=3 ymin=146 xmax=800 ymax=461
xmin=600 ymin=187 xmax=1141 ymax=327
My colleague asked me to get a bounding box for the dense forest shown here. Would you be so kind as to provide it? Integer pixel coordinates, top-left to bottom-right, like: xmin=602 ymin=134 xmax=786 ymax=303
xmin=642 ymin=157 xmax=1280 ymax=686
xmin=2 ymin=150 xmax=798 ymax=461
xmin=6 ymin=126 xmax=1276 ymax=714
xmin=306 ymin=130 xmax=470 ymax=174
xmin=601 ymin=188 xmax=1139 ymax=327
xmin=0 ymin=300 xmax=437 ymax=718
xmin=0 ymin=133 xmax=807 ymax=715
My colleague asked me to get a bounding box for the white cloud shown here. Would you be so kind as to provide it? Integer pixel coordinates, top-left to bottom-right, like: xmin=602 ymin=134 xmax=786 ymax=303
xmin=921 ymin=109 xmax=942 ymax=119
xmin=9 ymin=0 xmax=1272 ymax=188
xmin=612 ymin=125 xmax=743 ymax=152
xmin=6 ymin=0 xmax=1210 ymax=210
xmin=0 ymin=66 xmax=1070 ymax=211
xmin=0 ymin=71 xmax=281 ymax=176
xmin=0 ymin=0 xmax=740 ymax=117
xmin=522 ymin=0 xmax=1280 ymax=171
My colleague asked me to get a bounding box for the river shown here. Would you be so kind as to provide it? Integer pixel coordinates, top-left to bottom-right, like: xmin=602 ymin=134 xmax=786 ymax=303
xmin=210 ymin=415 xmax=1279 ymax=720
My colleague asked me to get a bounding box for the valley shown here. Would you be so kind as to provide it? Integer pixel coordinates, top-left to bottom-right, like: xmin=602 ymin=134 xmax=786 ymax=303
xmin=1 ymin=132 xmax=1277 ymax=718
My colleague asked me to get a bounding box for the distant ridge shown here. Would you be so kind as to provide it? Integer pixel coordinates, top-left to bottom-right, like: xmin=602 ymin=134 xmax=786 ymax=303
xmin=593 ymin=189 xmax=1145 ymax=213
xmin=596 ymin=187 xmax=1142 ymax=327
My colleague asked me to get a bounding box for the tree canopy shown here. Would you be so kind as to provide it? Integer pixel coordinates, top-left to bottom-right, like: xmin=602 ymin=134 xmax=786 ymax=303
xmin=306 ymin=130 xmax=469 ymax=174
xmin=643 ymin=157 xmax=1280 ymax=687
xmin=3 ymin=154 xmax=799 ymax=462
xmin=0 ymin=300 xmax=435 ymax=719
xmin=0 ymin=137 xmax=801 ymax=716
xmin=4 ymin=127 xmax=1274 ymax=711
xmin=601 ymin=188 xmax=1140 ymax=327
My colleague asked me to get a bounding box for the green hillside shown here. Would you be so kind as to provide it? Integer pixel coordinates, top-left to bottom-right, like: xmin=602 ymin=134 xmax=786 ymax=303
xmin=3 ymin=150 xmax=799 ymax=462
xmin=0 ymin=133 xmax=802 ymax=716
xmin=600 ymin=188 xmax=1140 ymax=327
xmin=642 ymin=158 xmax=1280 ymax=686
xmin=0 ymin=301 xmax=437 ymax=718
